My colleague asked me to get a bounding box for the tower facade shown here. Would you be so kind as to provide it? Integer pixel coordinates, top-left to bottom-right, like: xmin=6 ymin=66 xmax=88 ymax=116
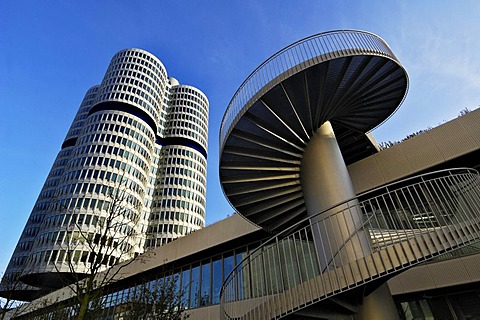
xmin=1 ymin=49 xmax=208 ymax=299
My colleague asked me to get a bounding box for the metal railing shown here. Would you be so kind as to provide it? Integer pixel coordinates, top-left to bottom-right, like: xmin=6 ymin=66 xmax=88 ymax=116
xmin=220 ymin=30 xmax=401 ymax=152
xmin=220 ymin=168 xmax=480 ymax=320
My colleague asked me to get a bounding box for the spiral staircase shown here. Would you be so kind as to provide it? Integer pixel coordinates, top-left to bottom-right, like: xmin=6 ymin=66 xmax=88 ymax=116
xmin=218 ymin=30 xmax=480 ymax=319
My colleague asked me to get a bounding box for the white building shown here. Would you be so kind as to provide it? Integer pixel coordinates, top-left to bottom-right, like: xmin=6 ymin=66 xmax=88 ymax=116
xmin=0 ymin=48 xmax=209 ymax=301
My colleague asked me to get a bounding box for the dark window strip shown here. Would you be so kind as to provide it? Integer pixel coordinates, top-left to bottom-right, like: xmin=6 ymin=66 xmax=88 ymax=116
xmin=156 ymin=136 xmax=207 ymax=159
xmin=88 ymin=101 xmax=158 ymax=134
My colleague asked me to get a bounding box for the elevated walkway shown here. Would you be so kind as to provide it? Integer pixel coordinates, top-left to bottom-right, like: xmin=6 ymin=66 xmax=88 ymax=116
xmin=220 ymin=169 xmax=480 ymax=319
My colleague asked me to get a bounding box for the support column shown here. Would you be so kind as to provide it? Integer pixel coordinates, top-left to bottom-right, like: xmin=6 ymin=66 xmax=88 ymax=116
xmin=356 ymin=283 xmax=400 ymax=320
xmin=300 ymin=121 xmax=370 ymax=269
xmin=300 ymin=121 xmax=398 ymax=320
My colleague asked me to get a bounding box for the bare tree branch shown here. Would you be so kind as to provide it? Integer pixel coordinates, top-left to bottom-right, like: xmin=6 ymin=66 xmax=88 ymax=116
xmin=48 ymin=176 xmax=144 ymax=320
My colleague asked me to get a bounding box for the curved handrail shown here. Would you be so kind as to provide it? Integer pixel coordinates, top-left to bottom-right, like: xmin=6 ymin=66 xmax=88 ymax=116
xmin=219 ymin=30 xmax=405 ymax=152
xmin=220 ymin=168 xmax=480 ymax=319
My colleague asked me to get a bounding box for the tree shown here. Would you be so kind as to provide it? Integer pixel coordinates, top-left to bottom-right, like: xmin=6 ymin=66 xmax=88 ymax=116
xmin=26 ymin=296 xmax=71 ymax=320
xmin=458 ymin=107 xmax=471 ymax=117
xmin=0 ymin=272 xmax=26 ymax=320
xmin=121 ymin=275 xmax=189 ymax=320
xmin=51 ymin=177 xmax=145 ymax=320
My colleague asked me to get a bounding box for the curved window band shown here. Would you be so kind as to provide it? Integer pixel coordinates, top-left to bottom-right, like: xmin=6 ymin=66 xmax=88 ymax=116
xmin=61 ymin=138 xmax=77 ymax=149
xmin=88 ymin=101 xmax=158 ymax=134
xmin=156 ymin=136 xmax=207 ymax=159
xmin=88 ymin=101 xmax=207 ymax=158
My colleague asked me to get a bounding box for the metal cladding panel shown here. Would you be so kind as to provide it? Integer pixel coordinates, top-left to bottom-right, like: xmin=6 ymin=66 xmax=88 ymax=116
xmin=348 ymin=108 xmax=480 ymax=195
xmin=374 ymin=146 xmax=414 ymax=183
xmin=428 ymin=118 xmax=478 ymax=161
xmin=348 ymin=156 xmax=385 ymax=194
xmin=400 ymin=132 xmax=445 ymax=171
xmin=388 ymin=264 xmax=436 ymax=294
xmin=427 ymin=258 xmax=472 ymax=287
xmin=459 ymin=110 xmax=480 ymax=147
xmin=387 ymin=276 xmax=404 ymax=295
xmin=460 ymin=254 xmax=480 ymax=281
xmin=389 ymin=254 xmax=480 ymax=296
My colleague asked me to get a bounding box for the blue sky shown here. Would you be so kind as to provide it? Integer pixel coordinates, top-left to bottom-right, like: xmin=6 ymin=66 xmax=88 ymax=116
xmin=1 ymin=1 xmax=479 ymax=273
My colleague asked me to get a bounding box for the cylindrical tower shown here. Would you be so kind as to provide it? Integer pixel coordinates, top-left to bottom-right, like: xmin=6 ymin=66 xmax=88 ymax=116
xmin=19 ymin=49 xmax=165 ymax=289
xmin=146 ymin=81 xmax=209 ymax=248
xmin=1 ymin=47 xmax=209 ymax=299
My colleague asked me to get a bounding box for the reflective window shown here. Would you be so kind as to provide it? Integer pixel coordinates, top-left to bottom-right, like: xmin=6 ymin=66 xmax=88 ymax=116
xmin=189 ymin=264 xmax=200 ymax=308
xmin=223 ymin=254 xmax=235 ymax=282
xmin=181 ymin=266 xmax=190 ymax=305
xmin=200 ymin=260 xmax=211 ymax=306
xmin=212 ymin=256 xmax=222 ymax=304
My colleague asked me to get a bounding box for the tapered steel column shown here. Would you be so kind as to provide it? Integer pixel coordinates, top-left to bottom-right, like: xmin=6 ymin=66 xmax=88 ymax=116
xmin=356 ymin=283 xmax=400 ymax=320
xmin=301 ymin=121 xmax=398 ymax=319
xmin=300 ymin=121 xmax=371 ymax=268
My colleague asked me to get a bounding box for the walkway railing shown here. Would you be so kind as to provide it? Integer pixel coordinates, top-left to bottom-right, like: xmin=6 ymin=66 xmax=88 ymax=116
xmin=220 ymin=168 xmax=480 ymax=320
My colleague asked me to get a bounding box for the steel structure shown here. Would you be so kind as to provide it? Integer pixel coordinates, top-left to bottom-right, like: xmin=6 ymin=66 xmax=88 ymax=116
xmin=220 ymin=30 xmax=408 ymax=233
xmin=220 ymin=168 xmax=480 ymax=319
xmin=218 ymin=30 xmax=480 ymax=319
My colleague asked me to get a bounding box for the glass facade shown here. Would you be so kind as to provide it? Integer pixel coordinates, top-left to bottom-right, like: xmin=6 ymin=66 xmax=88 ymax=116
xmin=17 ymin=244 xmax=255 ymax=319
